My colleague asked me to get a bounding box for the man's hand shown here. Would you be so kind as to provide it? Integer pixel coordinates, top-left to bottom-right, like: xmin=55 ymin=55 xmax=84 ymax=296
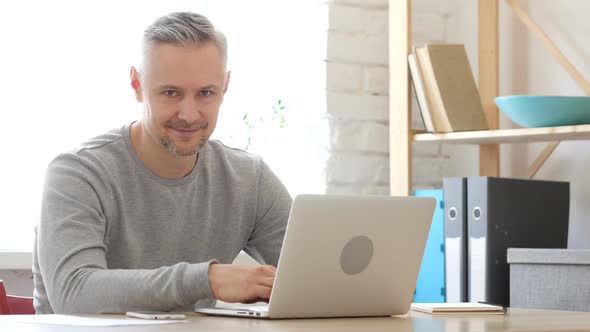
xmin=208 ymin=264 xmax=277 ymax=303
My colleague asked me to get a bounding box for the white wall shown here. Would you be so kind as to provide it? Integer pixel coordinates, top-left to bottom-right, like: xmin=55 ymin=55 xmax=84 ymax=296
xmin=0 ymin=270 xmax=32 ymax=297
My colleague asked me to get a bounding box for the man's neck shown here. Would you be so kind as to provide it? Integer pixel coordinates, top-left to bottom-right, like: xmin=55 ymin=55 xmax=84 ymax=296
xmin=129 ymin=121 xmax=198 ymax=179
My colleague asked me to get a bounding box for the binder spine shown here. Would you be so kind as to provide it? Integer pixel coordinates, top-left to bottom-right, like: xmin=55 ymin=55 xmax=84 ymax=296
xmin=443 ymin=177 xmax=468 ymax=302
xmin=467 ymin=177 xmax=488 ymax=303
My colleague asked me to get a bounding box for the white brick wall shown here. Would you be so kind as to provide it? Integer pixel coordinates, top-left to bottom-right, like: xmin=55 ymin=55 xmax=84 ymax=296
xmin=328 ymin=32 xmax=388 ymax=65
xmin=330 ymin=120 xmax=389 ymax=153
xmin=364 ymin=65 xmax=389 ymax=96
xmin=327 ymin=92 xmax=388 ymax=121
xmin=326 ymin=152 xmax=389 ymax=185
xmin=326 ymin=63 xmax=362 ymax=92
xmin=329 ymin=5 xmax=388 ymax=35
xmin=326 ymin=0 xmax=462 ymax=195
xmin=331 ymin=0 xmax=389 ymax=9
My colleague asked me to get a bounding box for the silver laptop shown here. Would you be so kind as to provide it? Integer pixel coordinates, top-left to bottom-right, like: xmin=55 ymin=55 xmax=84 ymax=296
xmin=195 ymin=194 xmax=435 ymax=319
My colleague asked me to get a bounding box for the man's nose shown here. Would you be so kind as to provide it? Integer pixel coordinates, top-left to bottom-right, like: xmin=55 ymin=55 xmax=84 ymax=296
xmin=177 ymin=97 xmax=202 ymax=123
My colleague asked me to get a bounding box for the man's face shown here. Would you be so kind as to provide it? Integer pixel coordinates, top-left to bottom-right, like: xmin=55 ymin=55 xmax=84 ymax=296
xmin=136 ymin=42 xmax=228 ymax=157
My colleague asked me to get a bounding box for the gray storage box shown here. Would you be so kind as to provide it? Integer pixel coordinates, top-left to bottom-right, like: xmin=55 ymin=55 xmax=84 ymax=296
xmin=508 ymin=248 xmax=590 ymax=311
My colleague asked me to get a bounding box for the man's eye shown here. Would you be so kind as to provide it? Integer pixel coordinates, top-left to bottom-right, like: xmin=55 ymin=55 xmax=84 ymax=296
xmin=162 ymin=90 xmax=178 ymax=97
xmin=200 ymin=90 xmax=213 ymax=97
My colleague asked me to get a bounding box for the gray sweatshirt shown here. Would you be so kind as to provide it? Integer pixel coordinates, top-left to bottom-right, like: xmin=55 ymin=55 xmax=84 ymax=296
xmin=33 ymin=123 xmax=292 ymax=314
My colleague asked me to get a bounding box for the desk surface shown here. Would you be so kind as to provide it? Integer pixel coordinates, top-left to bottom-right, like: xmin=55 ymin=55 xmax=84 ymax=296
xmin=2 ymin=308 xmax=590 ymax=331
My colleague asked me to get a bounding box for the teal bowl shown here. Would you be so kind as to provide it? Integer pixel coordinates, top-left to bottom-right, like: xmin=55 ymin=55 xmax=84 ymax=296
xmin=495 ymin=95 xmax=590 ymax=127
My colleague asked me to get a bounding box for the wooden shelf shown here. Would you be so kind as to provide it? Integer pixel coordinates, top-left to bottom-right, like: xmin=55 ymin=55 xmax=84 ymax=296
xmin=412 ymin=124 xmax=590 ymax=144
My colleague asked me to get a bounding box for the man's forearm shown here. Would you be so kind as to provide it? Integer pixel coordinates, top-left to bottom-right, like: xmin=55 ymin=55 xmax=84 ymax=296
xmin=47 ymin=261 xmax=216 ymax=314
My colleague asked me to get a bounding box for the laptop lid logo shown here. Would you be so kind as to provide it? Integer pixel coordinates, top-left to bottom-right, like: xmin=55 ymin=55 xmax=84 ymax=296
xmin=340 ymin=235 xmax=374 ymax=275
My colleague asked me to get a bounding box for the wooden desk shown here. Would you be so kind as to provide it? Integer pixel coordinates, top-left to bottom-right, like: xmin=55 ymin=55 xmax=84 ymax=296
xmin=2 ymin=308 xmax=590 ymax=331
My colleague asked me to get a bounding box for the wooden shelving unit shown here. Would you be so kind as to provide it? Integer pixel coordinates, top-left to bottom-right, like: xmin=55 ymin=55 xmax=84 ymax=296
xmin=388 ymin=0 xmax=589 ymax=195
xmin=413 ymin=124 xmax=590 ymax=145
xmin=389 ymin=0 xmax=500 ymax=195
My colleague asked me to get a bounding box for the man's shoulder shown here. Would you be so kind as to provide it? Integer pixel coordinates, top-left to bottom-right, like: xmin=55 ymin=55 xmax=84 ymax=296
xmin=206 ymin=140 xmax=261 ymax=162
xmin=75 ymin=126 xmax=126 ymax=155
xmin=205 ymin=140 xmax=264 ymax=172
xmin=49 ymin=125 xmax=128 ymax=170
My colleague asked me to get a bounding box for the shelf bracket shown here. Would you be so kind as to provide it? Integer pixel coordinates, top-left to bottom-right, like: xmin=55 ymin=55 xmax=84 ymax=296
xmin=506 ymin=0 xmax=590 ymax=95
xmin=527 ymin=141 xmax=560 ymax=179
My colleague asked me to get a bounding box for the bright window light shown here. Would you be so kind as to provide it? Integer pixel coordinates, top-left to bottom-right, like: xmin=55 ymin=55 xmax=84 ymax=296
xmin=0 ymin=0 xmax=327 ymax=250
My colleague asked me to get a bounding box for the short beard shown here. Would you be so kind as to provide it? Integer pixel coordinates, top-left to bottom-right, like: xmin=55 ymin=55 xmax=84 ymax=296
xmin=160 ymin=137 xmax=207 ymax=157
xmin=143 ymin=119 xmax=209 ymax=156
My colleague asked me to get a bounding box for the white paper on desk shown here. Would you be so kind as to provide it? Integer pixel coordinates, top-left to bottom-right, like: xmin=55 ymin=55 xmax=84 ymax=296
xmin=411 ymin=302 xmax=504 ymax=314
xmin=0 ymin=314 xmax=186 ymax=326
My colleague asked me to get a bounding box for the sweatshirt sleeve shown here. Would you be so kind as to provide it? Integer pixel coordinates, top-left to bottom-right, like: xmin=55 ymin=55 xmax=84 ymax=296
xmin=243 ymin=159 xmax=292 ymax=266
xmin=37 ymin=153 xmax=217 ymax=314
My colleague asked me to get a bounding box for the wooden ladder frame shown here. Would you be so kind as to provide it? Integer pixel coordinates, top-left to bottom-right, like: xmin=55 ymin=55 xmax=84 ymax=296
xmin=389 ymin=0 xmax=590 ymax=195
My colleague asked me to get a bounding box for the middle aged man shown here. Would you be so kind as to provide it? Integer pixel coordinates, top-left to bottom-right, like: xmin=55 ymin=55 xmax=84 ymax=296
xmin=33 ymin=11 xmax=292 ymax=314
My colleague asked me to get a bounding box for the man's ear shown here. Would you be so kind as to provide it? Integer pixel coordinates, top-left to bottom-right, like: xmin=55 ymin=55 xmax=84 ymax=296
xmin=223 ymin=70 xmax=231 ymax=93
xmin=130 ymin=67 xmax=143 ymax=102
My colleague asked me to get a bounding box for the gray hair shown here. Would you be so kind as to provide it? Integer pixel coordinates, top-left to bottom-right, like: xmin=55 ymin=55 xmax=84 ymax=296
xmin=142 ymin=12 xmax=228 ymax=69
